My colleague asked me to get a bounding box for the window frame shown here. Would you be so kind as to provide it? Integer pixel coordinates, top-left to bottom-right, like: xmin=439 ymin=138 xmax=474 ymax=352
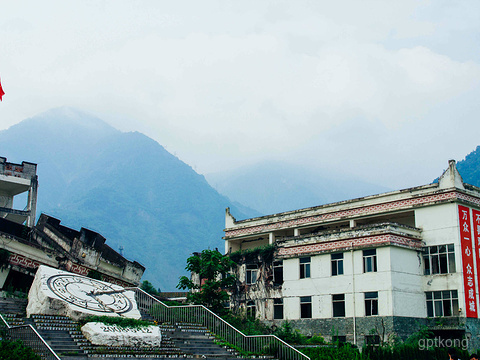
xmin=246 ymin=300 xmax=256 ymax=318
xmin=273 ymin=298 xmax=283 ymax=320
xmin=332 ymin=293 xmax=346 ymax=317
xmin=331 ymin=253 xmax=344 ymax=276
xmin=423 ymin=244 xmax=456 ymax=275
xmin=246 ymin=264 xmax=258 ymax=285
xmin=299 ymin=257 xmax=311 ymax=279
xmin=300 ymin=296 xmax=312 ymax=318
xmin=364 ymin=291 xmax=378 ymax=316
xmin=365 ymin=335 xmax=381 ymax=346
xmin=426 ymin=290 xmax=459 ymax=317
xmin=363 ymin=249 xmax=377 ymax=273
xmin=273 ymin=260 xmax=283 ymax=285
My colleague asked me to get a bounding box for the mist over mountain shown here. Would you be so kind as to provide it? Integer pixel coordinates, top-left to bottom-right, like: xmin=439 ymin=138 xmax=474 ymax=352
xmin=206 ymin=162 xmax=391 ymax=215
xmin=6 ymin=107 xmax=469 ymax=291
xmin=0 ymin=107 xmax=256 ymax=290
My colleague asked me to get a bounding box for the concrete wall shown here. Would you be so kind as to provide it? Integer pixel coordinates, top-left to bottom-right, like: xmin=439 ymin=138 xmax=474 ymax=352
xmin=279 ymin=246 xmax=423 ymax=320
xmin=415 ymin=203 xmax=466 ymax=315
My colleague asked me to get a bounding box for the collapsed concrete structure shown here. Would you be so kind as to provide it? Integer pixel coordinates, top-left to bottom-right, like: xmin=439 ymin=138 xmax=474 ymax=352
xmin=0 ymin=156 xmax=144 ymax=293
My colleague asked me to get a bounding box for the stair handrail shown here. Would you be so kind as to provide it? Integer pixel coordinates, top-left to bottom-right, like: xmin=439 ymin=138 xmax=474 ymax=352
xmin=3 ymin=321 xmax=61 ymax=360
xmin=0 ymin=313 xmax=10 ymax=329
xmin=133 ymin=287 xmax=310 ymax=360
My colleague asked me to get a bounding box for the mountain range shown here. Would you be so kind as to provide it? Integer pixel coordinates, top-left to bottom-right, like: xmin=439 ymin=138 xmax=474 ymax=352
xmin=2 ymin=107 xmax=477 ymax=290
xmin=206 ymin=162 xmax=390 ymax=215
xmin=456 ymin=146 xmax=480 ymax=187
xmin=0 ymin=108 xmax=254 ymax=290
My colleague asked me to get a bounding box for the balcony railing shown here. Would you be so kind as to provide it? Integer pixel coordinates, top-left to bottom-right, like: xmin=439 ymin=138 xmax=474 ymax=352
xmin=133 ymin=288 xmax=310 ymax=360
xmin=0 ymin=314 xmax=61 ymax=360
xmin=277 ymin=221 xmax=422 ymax=244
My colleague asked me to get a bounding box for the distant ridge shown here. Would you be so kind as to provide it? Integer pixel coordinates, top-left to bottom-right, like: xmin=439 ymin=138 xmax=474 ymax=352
xmin=0 ymin=108 xmax=255 ymax=290
xmin=456 ymin=146 xmax=480 ymax=187
xmin=206 ymin=161 xmax=390 ymax=215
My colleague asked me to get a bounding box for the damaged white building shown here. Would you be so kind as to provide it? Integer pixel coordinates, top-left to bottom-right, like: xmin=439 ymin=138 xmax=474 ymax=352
xmin=223 ymin=160 xmax=480 ymax=349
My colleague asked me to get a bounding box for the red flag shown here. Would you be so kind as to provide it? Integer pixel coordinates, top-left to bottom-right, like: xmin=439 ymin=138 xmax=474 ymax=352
xmin=0 ymin=78 xmax=4 ymax=101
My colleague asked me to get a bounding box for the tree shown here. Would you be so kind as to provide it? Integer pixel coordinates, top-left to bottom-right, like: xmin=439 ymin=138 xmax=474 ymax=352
xmin=0 ymin=339 xmax=42 ymax=360
xmin=177 ymin=249 xmax=236 ymax=313
xmin=140 ymin=280 xmax=161 ymax=296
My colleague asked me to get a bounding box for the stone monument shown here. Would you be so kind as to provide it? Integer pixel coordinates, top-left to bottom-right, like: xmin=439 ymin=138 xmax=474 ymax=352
xmin=27 ymin=265 xmax=141 ymax=320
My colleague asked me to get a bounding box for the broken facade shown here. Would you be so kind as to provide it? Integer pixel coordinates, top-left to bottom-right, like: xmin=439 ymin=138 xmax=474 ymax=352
xmin=0 ymin=156 xmax=144 ymax=293
xmin=224 ymin=160 xmax=480 ymax=349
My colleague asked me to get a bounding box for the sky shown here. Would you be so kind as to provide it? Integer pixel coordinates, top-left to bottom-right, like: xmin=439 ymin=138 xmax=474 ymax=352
xmin=1 ymin=1 xmax=479 ymax=189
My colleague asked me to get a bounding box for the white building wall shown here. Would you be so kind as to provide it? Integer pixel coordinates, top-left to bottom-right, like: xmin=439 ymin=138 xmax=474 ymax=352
xmin=276 ymin=202 xmax=479 ymax=321
xmin=415 ymin=203 xmax=460 ymax=248
xmin=280 ymin=246 xmax=426 ymax=320
xmin=415 ymin=203 xmax=466 ymax=315
xmin=389 ymin=246 xmax=425 ymax=318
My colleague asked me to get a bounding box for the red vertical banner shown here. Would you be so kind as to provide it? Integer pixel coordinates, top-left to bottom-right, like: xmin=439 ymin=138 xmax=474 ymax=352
xmin=459 ymin=205 xmax=477 ymax=318
xmin=472 ymin=208 xmax=480 ymax=318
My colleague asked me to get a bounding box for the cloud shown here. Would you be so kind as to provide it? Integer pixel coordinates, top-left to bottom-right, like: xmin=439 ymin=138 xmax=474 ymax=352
xmin=1 ymin=1 xmax=479 ymax=188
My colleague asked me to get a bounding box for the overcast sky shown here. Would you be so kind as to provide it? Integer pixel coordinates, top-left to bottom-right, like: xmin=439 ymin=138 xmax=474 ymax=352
xmin=1 ymin=1 xmax=479 ymax=189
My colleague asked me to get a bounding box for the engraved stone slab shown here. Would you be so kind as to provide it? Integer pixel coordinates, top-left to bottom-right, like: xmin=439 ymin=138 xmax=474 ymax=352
xmin=81 ymin=322 xmax=162 ymax=347
xmin=27 ymin=265 xmax=141 ymax=320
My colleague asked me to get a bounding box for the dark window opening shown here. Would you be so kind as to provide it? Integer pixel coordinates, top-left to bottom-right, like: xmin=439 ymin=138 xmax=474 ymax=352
xmin=426 ymin=290 xmax=459 ymax=317
xmin=365 ymin=335 xmax=380 ymax=346
xmin=363 ymin=249 xmax=377 ymax=273
xmin=246 ymin=300 xmax=256 ymax=318
xmin=300 ymin=257 xmax=311 ymax=279
xmin=365 ymin=292 xmax=378 ymax=316
xmin=423 ymin=244 xmax=456 ymax=275
xmin=332 ymin=335 xmax=346 ymax=343
xmin=273 ymin=298 xmax=283 ymax=319
xmin=331 ymin=253 xmax=344 ymax=276
xmin=300 ymin=296 xmax=312 ymax=318
xmin=246 ymin=264 xmax=257 ymax=285
xmin=332 ymin=294 xmax=345 ymax=317
xmin=273 ymin=260 xmax=283 ymax=285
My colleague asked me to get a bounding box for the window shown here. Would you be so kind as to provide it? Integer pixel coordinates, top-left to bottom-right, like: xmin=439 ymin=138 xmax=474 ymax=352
xmin=332 ymin=335 xmax=346 ymax=344
xmin=246 ymin=264 xmax=257 ymax=285
xmin=423 ymin=244 xmax=456 ymax=275
xmin=426 ymin=290 xmax=459 ymax=317
xmin=332 ymin=294 xmax=345 ymax=317
xmin=363 ymin=249 xmax=377 ymax=273
xmin=273 ymin=260 xmax=283 ymax=285
xmin=331 ymin=253 xmax=344 ymax=276
xmin=365 ymin=335 xmax=380 ymax=346
xmin=365 ymin=292 xmax=378 ymax=316
xmin=273 ymin=298 xmax=283 ymax=319
xmin=300 ymin=296 xmax=312 ymax=318
xmin=246 ymin=300 xmax=256 ymax=318
xmin=300 ymin=257 xmax=311 ymax=279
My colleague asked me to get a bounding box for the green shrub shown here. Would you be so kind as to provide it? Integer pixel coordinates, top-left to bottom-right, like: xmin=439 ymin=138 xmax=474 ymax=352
xmin=0 ymin=339 xmax=42 ymax=360
xmin=80 ymin=315 xmax=152 ymax=328
xmin=300 ymin=344 xmax=363 ymax=360
xmin=221 ymin=312 xmax=271 ymax=335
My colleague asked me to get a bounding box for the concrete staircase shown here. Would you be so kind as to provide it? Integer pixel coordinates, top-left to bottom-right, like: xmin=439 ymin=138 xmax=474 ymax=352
xmin=31 ymin=314 xmax=186 ymax=359
xmin=0 ymin=297 xmax=271 ymax=359
xmin=0 ymin=296 xmax=27 ymax=324
xmin=166 ymin=322 xmax=246 ymax=359
xmin=30 ymin=315 xmax=88 ymax=358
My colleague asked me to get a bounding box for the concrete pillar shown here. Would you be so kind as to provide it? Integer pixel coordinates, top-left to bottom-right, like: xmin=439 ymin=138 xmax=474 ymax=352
xmin=0 ymin=268 xmax=10 ymax=289
xmin=225 ymin=239 xmax=230 ymax=254
xmin=27 ymin=175 xmax=38 ymax=227
xmin=350 ymin=219 xmax=356 ymax=228
xmin=294 ymin=228 xmax=300 ymax=236
xmin=269 ymin=233 xmax=275 ymax=245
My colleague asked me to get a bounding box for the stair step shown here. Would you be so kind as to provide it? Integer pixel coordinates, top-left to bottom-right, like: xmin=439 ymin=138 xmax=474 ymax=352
xmin=1 ymin=296 xmax=253 ymax=359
